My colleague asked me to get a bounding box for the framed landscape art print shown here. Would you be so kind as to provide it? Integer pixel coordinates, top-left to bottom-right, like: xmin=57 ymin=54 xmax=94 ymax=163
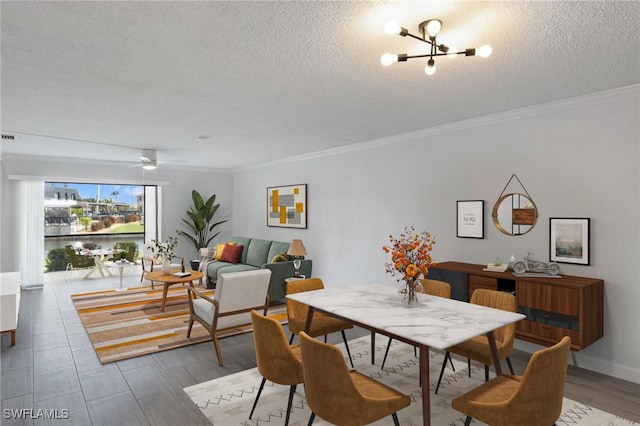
xmin=267 ymin=184 xmax=307 ymax=229
xmin=550 ymin=217 xmax=590 ymax=265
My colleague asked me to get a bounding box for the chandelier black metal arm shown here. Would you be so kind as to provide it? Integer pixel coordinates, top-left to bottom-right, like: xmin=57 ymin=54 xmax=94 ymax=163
xmin=398 ymin=48 xmax=478 ymax=61
xmin=381 ymin=19 xmax=491 ymax=75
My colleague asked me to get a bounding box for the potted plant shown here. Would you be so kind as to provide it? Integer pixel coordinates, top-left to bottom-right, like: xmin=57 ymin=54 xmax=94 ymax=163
xmin=149 ymin=235 xmax=179 ymax=274
xmin=177 ymin=190 xmax=228 ymax=270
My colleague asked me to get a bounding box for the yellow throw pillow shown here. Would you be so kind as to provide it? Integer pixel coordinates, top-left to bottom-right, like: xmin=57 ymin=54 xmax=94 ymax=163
xmin=271 ymin=253 xmax=290 ymax=263
xmin=215 ymin=241 xmax=236 ymax=260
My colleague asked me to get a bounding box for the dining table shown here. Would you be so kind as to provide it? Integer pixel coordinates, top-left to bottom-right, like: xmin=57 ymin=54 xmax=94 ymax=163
xmin=286 ymin=283 xmax=525 ymax=426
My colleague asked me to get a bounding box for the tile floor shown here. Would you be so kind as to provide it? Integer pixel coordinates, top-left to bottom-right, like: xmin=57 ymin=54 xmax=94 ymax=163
xmin=0 ymin=267 xmax=326 ymax=425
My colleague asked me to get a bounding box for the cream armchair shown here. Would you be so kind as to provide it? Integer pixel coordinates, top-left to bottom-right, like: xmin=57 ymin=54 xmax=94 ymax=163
xmin=187 ymin=269 xmax=271 ymax=366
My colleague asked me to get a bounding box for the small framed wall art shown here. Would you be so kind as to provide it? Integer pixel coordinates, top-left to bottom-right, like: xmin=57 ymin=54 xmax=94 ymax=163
xmin=550 ymin=217 xmax=590 ymax=265
xmin=267 ymin=184 xmax=307 ymax=229
xmin=457 ymin=200 xmax=484 ymax=239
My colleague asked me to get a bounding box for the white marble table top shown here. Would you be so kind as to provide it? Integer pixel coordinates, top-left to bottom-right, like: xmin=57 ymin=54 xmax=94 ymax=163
xmin=286 ymin=283 xmax=525 ymax=350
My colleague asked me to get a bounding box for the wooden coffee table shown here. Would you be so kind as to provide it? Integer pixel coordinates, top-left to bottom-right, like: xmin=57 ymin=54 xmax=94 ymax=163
xmin=143 ymin=270 xmax=204 ymax=312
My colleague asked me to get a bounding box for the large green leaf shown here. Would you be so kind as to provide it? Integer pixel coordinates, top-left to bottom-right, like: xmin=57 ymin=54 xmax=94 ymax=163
xmin=178 ymin=191 xmax=229 ymax=255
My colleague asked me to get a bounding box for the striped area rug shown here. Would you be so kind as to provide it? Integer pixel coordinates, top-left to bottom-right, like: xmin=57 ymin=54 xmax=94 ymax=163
xmin=71 ymin=285 xmax=287 ymax=364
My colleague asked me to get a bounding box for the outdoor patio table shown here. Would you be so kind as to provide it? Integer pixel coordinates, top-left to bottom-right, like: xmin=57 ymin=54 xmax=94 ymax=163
xmin=286 ymin=283 xmax=525 ymax=426
xmin=82 ymin=249 xmax=115 ymax=279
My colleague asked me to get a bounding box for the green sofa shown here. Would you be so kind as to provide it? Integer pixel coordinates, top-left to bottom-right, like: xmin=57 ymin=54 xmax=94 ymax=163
xmin=206 ymin=236 xmax=312 ymax=303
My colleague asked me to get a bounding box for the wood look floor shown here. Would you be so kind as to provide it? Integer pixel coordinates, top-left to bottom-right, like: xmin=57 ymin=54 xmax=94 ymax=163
xmin=1 ymin=269 xmax=638 ymax=425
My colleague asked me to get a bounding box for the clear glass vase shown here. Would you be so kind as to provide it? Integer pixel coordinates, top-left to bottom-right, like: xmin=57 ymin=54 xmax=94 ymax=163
xmin=401 ymin=280 xmax=423 ymax=306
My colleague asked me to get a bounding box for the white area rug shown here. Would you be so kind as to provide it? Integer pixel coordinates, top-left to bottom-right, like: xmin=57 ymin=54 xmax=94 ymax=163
xmin=185 ymin=335 xmax=637 ymax=426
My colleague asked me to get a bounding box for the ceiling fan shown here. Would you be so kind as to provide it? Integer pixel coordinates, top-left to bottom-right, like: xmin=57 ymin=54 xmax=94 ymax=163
xmin=128 ymin=149 xmax=187 ymax=169
xmin=130 ymin=149 xmax=158 ymax=170
xmin=0 ymin=131 xmax=188 ymax=168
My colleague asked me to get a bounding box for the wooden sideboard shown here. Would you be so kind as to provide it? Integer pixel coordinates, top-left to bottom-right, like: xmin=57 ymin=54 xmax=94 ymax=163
xmin=429 ymin=261 xmax=603 ymax=351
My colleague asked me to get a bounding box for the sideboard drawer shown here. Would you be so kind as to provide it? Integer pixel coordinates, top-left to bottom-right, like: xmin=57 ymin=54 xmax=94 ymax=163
xmin=468 ymin=275 xmax=497 ymax=297
xmin=518 ymin=281 xmax=580 ymax=316
xmin=517 ymin=319 xmax=580 ymax=348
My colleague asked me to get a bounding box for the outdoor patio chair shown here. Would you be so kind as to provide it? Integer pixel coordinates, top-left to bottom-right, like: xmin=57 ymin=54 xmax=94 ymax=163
xmin=64 ymin=245 xmax=95 ymax=279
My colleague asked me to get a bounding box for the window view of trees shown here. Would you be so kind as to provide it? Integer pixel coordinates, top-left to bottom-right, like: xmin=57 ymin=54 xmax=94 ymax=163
xmin=44 ymin=182 xmax=145 ymax=237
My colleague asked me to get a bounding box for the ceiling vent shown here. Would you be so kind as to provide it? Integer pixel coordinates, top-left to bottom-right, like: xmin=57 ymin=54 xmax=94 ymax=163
xmin=1 ymin=134 xmax=15 ymax=140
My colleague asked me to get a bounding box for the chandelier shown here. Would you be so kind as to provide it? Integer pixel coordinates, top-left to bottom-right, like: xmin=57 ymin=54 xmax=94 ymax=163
xmin=380 ymin=19 xmax=492 ymax=75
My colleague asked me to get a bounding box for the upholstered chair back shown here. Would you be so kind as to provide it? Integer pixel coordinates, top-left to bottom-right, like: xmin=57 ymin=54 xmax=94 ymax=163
xmin=299 ymin=332 xmax=411 ymax=425
xmin=470 ymin=289 xmax=516 ymax=348
xmin=452 ymin=336 xmax=571 ymax=426
xmin=214 ymin=270 xmax=271 ymax=330
xmin=251 ymin=310 xmax=303 ymax=386
xmin=420 ymin=279 xmax=451 ymax=298
xmin=286 ymin=277 xmax=324 ymax=335
xmin=511 ymin=336 xmax=571 ymax=423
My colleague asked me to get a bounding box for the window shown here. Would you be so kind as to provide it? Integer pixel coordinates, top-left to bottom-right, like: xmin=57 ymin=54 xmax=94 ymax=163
xmin=44 ymin=182 xmax=147 ymax=237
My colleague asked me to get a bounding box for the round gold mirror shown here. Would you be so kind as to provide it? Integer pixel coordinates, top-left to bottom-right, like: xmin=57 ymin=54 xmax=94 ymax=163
xmin=492 ymin=192 xmax=538 ymax=236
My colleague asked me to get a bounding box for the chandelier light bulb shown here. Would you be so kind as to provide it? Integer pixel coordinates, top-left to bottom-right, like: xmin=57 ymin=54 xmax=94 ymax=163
xmin=425 ymin=20 xmax=442 ymax=38
xmin=384 ymin=20 xmax=402 ymax=35
xmin=425 ymin=59 xmax=436 ymax=75
xmin=448 ymin=47 xmax=458 ymax=58
xmin=477 ymin=44 xmax=493 ymax=58
xmin=380 ymin=53 xmax=398 ymax=66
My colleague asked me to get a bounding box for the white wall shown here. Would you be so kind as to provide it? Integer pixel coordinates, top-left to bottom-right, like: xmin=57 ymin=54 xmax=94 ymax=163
xmin=0 ymin=159 xmax=234 ymax=270
xmin=231 ymin=87 xmax=640 ymax=383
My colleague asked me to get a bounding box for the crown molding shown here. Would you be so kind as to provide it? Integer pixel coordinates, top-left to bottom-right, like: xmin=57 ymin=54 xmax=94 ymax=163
xmin=1 ymin=154 xmax=233 ymax=175
xmin=7 ymin=174 xmax=171 ymax=186
xmin=236 ymin=84 xmax=639 ymax=172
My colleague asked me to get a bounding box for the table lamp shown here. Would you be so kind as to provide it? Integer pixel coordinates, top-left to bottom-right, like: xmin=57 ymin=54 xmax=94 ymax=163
xmin=287 ymin=239 xmax=307 ymax=277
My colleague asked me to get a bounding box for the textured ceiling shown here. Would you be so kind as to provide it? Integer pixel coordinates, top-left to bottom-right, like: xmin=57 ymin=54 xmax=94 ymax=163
xmin=1 ymin=1 xmax=639 ymax=171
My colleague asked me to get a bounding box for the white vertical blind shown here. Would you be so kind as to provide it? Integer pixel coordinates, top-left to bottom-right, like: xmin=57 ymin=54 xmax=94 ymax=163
xmin=144 ymin=185 xmax=158 ymax=245
xmin=15 ymin=180 xmax=44 ymax=288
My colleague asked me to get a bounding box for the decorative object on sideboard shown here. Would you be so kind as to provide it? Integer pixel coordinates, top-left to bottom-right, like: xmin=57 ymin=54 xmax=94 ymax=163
xmin=492 ymin=174 xmax=539 ymax=236
xmin=484 ymin=257 xmax=508 ymax=272
xmin=550 ymin=218 xmax=590 ymax=265
xmin=457 ymin=200 xmax=484 ymax=239
xmin=380 ymin=19 xmax=492 ymax=76
xmin=512 ymin=252 xmax=561 ymax=277
xmin=287 ymin=239 xmax=307 ymax=277
xmin=267 ymin=184 xmax=307 ymax=229
xmin=383 ymin=226 xmax=436 ymax=306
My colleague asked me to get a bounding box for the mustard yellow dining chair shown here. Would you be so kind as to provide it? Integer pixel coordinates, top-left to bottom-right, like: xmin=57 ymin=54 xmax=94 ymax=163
xmin=435 ymin=288 xmax=517 ymax=394
xmin=380 ymin=278 xmax=452 ymax=370
xmin=286 ymin=278 xmax=354 ymax=367
xmin=452 ymin=336 xmax=571 ymax=426
xmin=249 ymin=310 xmax=304 ymax=426
xmin=299 ymin=331 xmax=411 ymax=426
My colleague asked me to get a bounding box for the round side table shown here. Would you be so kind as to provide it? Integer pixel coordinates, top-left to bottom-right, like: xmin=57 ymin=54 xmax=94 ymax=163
xmin=108 ymin=260 xmax=135 ymax=291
